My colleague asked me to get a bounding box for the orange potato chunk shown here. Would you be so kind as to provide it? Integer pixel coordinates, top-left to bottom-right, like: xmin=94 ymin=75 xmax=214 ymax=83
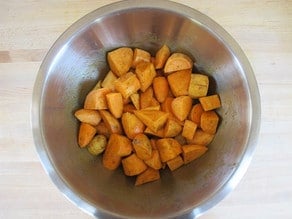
xmin=155 ymin=44 xmax=170 ymax=69
xmin=101 ymin=70 xmax=117 ymax=91
xmin=130 ymin=93 xmax=140 ymax=110
xmin=153 ymin=76 xmax=169 ymax=103
xmin=167 ymin=155 xmax=184 ymax=171
xmin=78 ymin=123 xmax=97 ymax=148
xmin=164 ymin=119 xmax=182 ymax=138
xmin=99 ymin=110 xmax=122 ymax=134
xmin=107 ymin=47 xmax=133 ymax=76
xmin=182 ymin=145 xmax=208 ymax=164
xmin=132 ymin=48 xmax=151 ymax=68
xmin=106 ymin=92 xmax=123 ymax=119
xmin=135 ymin=168 xmax=160 ymax=186
xmin=200 ymin=111 xmax=219 ymax=134
xmin=122 ymin=112 xmax=145 ymax=139
xmin=114 ymin=72 xmax=141 ymax=99
xmin=187 ymin=129 xmax=215 ymax=145
xmin=140 ymin=86 xmax=154 ymax=109
xmin=102 ymin=134 xmax=133 ymax=170
xmin=144 ymin=150 xmax=162 ymax=170
xmin=164 ymin=53 xmax=193 ymax=74
xmin=199 ymin=94 xmax=221 ymax=111
xmin=123 ymin=104 xmax=136 ymax=114
xmin=189 ymin=103 xmax=204 ymax=126
xmin=171 ymin=96 xmax=192 ymax=121
xmin=95 ymin=121 xmax=110 ymax=138
xmin=182 ymin=120 xmax=198 ymax=140
xmin=188 ymin=74 xmax=209 ymax=98
xmin=167 ymin=69 xmax=191 ymax=97
xmin=84 ymin=88 xmax=111 ymax=110
xmin=122 ymin=153 xmax=148 ymax=176
xmin=134 ymin=110 xmax=168 ymax=132
xmin=156 ymin=138 xmax=182 ymax=162
xmin=135 ymin=62 xmax=156 ymax=92
xmin=74 ymin=109 xmax=101 ymax=126
xmin=132 ymin=134 xmax=152 ymax=160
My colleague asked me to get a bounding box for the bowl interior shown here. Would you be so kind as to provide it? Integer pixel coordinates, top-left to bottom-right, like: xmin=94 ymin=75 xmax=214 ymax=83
xmin=34 ymin=3 xmax=258 ymax=219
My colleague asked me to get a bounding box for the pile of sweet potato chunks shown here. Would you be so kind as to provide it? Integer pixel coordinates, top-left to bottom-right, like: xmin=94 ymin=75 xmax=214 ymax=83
xmin=74 ymin=45 xmax=221 ymax=186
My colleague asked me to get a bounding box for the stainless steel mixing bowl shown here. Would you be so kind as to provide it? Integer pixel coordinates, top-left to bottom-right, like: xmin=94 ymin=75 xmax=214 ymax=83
xmin=31 ymin=1 xmax=261 ymax=218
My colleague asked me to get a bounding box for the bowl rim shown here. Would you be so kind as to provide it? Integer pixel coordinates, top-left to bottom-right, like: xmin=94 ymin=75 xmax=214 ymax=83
xmin=31 ymin=0 xmax=261 ymax=218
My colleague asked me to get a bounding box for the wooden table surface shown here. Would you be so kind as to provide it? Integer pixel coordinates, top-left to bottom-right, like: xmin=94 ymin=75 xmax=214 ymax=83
xmin=1 ymin=0 xmax=291 ymax=218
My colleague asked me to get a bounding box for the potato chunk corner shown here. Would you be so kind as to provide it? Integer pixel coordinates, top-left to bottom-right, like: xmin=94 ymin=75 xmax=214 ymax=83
xmin=188 ymin=74 xmax=209 ymax=98
xmin=155 ymin=44 xmax=170 ymax=69
xmin=164 ymin=53 xmax=193 ymax=74
xmin=134 ymin=110 xmax=168 ymax=132
xmin=182 ymin=145 xmax=208 ymax=164
xmin=135 ymin=168 xmax=160 ymax=186
xmin=132 ymin=134 xmax=152 ymax=160
xmin=132 ymin=48 xmax=151 ymax=68
xmin=114 ymin=72 xmax=141 ymax=99
xmin=84 ymin=88 xmax=111 ymax=110
xmin=78 ymin=123 xmax=97 ymax=148
xmin=156 ymin=138 xmax=182 ymax=162
xmin=122 ymin=153 xmax=147 ymax=176
xmin=199 ymin=94 xmax=221 ymax=111
xmin=135 ymin=62 xmax=156 ymax=92
xmin=171 ymin=96 xmax=192 ymax=121
xmin=167 ymin=69 xmax=191 ymax=97
xmin=107 ymin=47 xmax=133 ymax=76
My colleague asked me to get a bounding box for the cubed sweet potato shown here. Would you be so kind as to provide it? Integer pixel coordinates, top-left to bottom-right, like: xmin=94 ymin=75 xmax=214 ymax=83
xmin=74 ymin=109 xmax=101 ymax=126
xmin=182 ymin=120 xmax=198 ymax=140
xmin=188 ymin=74 xmax=209 ymax=98
xmin=84 ymin=88 xmax=111 ymax=110
xmin=153 ymin=76 xmax=169 ymax=103
xmin=200 ymin=110 xmax=219 ymax=134
xmin=135 ymin=168 xmax=160 ymax=186
xmin=189 ymin=103 xmax=204 ymax=126
xmin=107 ymin=133 xmax=133 ymax=157
xmin=134 ymin=110 xmax=168 ymax=132
xmin=105 ymin=92 xmax=123 ymax=119
xmin=132 ymin=134 xmax=152 ymax=160
xmin=155 ymin=44 xmax=170 ymax=69
xmin=130 ymin=93 xmax=140 ymax=110
xmin=132 ymin=48 xmax=151 ymax=68
xmin=182 ymin=145 xmax=208 ymax=164
xmin=164 ymin=53 xmax=193 ymax=74
xmin=123 ymin=104 xmax=136 ymax=114
xmin=99 ymin=110 xmax=122 ymax=134
xmin=78 ymin=123 xmax=97 ymax=148
xmin=95 ymin=121 xmax=110 ymax=138
xmin=114 ymin=72 xmax=141 ymax=99
xmin=144 ymin=127 xmax=164 ymax=138
xmin=101 ymin=70 xmax=118 ymax=91
xmin=171 ymin=96 xmax=193 ymax=121
xmin=140 ymin=86 xmax=153 ymax=109
xmin=156 ymin=138 xmax=182 ymax=162
xmin=161 ymin=97 xmax=183 ymax=125
xmin=167 ymin=69 xmax=191 ymax=97
xmin=121 ymin=112 xmax=145 ymax=139
xmin=144 ymin=150 xmax=162 ymax=170
xmin=135 ymin=62 xmax=156 ymax=92
xmin=167 ymin=155 xmax=184 ymax=171
xmin=122 ymin=153 xmax=148 ymax=176
xmin=164 ymin=119 xmax=182 ymax=137
xmin=199 ymin=94 xmax=221 ymax=111
xmin=187 ymin=129 xmax=214 ymax=145
xmin=107 ymin=47 xmax=133 ymax=76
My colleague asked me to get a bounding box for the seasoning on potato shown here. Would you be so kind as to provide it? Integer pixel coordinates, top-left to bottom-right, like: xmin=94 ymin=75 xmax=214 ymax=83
xmin=74 ymin=45 xmax=221 ymax=186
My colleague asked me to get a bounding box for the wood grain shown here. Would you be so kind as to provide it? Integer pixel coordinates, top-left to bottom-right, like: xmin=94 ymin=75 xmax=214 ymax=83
xmin=0 ymin=0 xmax=291 ymax=218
